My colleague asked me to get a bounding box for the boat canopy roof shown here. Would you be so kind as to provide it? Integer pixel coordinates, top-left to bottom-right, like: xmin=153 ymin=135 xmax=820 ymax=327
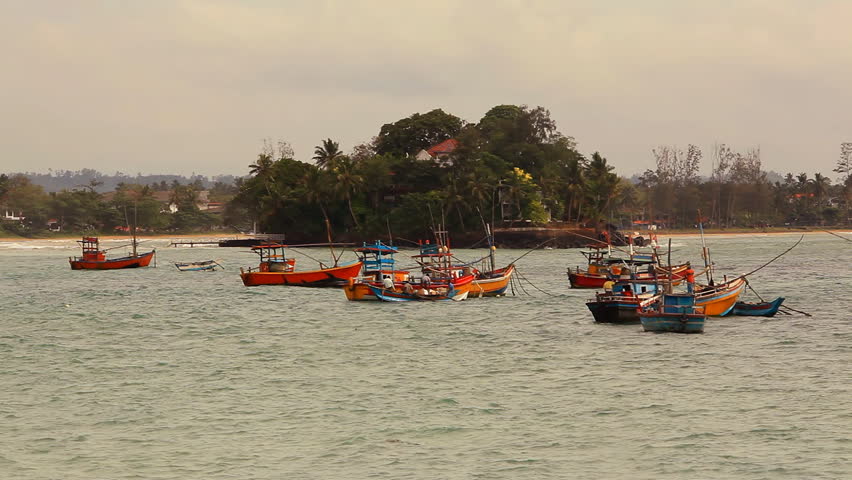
xmin=251 ymin=244 xmax=286 ymax=250
xmin=355 ymin=243 xmax=398 ymax=254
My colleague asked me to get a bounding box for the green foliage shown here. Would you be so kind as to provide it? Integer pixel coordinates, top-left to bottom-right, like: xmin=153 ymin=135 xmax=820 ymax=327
xmin=375 ymin=109 xmax=464 ymax=156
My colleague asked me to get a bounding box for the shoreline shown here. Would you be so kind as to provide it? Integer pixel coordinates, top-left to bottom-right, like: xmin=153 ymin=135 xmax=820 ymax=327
xmin=1 ymin=229 xmax=848 ymax=244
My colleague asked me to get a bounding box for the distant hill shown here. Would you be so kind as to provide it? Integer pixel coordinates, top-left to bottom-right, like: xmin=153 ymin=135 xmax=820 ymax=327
xmin=3 ymin=169 xmax=242 ymax=192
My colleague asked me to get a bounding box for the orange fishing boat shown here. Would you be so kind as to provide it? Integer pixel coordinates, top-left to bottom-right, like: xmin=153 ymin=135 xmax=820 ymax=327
xmin=469 ymin=263 xmax=515 ymax=297
xmin=240 ymin=244 xmax=362 ymax=287
xmin=694 ymin=276 xmax=746 ymax=316
xmin=465 ymin=223 xmax=515 ymax=297
xmin=344 ymin=241 xmax=411 ymax=301
xmin=69 ymin=236 xmax=155 ymax=270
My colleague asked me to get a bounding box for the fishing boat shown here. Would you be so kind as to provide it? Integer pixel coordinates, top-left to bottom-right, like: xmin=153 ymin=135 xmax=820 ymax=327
xmin=69 ymin=236 xmax=155 ymax=270
xmin=726 ymin=297 xmax=785 ymax=317
xmin=470 ymin=263 xmax=515 ymax=297
xmin=466 ymin=223 xmax=515 ymax=297
xmin=586 ymin=280 xmax=661 ymax=324
xmin=410 ymin=230 xmax=476 ymax=299
xmin=344 ymin=241 xmax=411 ymax=301
xmin=367 ymin=274 xmax=473 ymax=302
xmin=687 ymin=215 xmax=746 ymax=316
xmin=240 ymin=244 xmax=362 ymax=287
xmin=639 ymin=293 xmax=706 ymax=333
xmin=174 ymin=260 xmax=222 ymax=272
xmin=567 ymin=243 xmax=688 ymax=289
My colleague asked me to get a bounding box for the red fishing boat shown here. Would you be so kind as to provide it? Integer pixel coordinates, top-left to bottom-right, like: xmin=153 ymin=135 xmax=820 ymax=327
xmin=240 ymin=244 xmax=362 ymax=287
xmin=567 ymin=243 xmax=688 ymax=288
xmin=69 ymin=236 xmax=155 ymax=270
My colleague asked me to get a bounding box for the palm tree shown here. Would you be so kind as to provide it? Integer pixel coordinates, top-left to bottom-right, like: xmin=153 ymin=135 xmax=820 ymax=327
xmin=249 ymin=153 xmax=275 ymax=197
xmin=583 ymin=152 xmax=620 ymax=222
xmin=313 ymin=139 xmax=344 ymax=170
xmin=301 ymin=167 xmax=332 ymax=227
xmin=812 ymin=173 xmax=830 ymax=207
xmin=442 ymin=174 xmax=467 ymax=230
xmin=333 ymin=157 xmax=363 ymax=228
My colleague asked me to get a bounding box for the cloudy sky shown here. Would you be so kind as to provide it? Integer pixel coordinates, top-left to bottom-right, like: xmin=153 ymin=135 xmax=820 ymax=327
xmin=2 ymin=0 xmax=850 ymax=179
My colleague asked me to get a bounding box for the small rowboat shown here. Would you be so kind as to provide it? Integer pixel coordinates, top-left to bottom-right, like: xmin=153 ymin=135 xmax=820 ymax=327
xmin=174 ymin=260 xmax=223 ymax=272
xmin=726 ymin=297 xmax=785 ymax=317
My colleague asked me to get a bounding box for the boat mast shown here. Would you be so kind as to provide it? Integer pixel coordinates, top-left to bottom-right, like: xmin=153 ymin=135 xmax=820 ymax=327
xmin=325 ymin=218 xmax=338 ymax=267
xmin=487 ymin=223 xmax=495 ymax=272
xmin=132 ymin=203 xmax=138 ymax=257
xmin=697 ymin=209 xmax=713 ymax=284
xmin=478 ymin=207 xmax=495 ymax=272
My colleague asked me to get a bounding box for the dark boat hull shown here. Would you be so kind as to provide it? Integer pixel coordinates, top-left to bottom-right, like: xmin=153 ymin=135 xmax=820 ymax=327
xmin=639 ymin=313 xmax=705 ymax=333
xmin=586 ymin=300 xmax=642 ymax=324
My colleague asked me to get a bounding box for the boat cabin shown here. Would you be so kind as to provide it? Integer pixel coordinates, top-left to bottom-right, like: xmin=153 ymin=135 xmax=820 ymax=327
xmin=77 ymin=236 xmax=106 ymax=262
xmin=250 ymin=244 xmax=296 ymax=272
xmin=354 ymin=241 xmax=409 ymax=282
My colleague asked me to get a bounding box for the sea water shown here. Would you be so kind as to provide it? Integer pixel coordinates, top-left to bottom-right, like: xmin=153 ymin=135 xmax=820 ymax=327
xmin=0 ymin=233 xmax=850 ymax=479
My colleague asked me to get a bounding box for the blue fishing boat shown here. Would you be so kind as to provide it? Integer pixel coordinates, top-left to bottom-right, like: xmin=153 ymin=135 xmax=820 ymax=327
xmin=727 ymin=297 xmax=785 ymax=317
xmin=639 ymin=293 xmax=706 ymax=333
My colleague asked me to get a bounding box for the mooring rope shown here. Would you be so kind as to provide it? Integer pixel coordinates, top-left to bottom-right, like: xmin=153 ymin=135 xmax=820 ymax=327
xmin=514 ymin=268 xmax=558 ymax=297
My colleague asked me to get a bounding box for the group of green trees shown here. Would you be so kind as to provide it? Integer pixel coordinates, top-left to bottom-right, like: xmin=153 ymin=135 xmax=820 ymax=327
xmin=3 ymin=104 xmax=850 ymax=238
xmin=229 ymin=105 xmax=850 ymax=239
xmin=0 ymin=173 xmax=237 ymax=236
xmin=226 ymin=105 xmax=628 ymax=239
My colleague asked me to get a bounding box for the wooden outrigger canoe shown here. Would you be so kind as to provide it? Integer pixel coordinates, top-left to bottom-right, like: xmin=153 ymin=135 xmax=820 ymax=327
xmin=366 ymin=274 xmax=474 ymax=302
xmin=694 ymin=276 xmax=746 ymax=316
xmin=174 ymin=260 xmax=222 ymax=272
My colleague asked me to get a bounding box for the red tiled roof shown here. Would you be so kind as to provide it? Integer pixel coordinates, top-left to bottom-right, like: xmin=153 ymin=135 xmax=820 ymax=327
xmin=426 ymin=139 xmax=458 ymax=157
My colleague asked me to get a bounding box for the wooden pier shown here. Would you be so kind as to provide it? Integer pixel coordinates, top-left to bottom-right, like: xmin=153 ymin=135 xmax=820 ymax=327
xmin=169 ymin=239 xmax=220 ymax=247
xmin=169 ymin=234 xmax=286 ymax=248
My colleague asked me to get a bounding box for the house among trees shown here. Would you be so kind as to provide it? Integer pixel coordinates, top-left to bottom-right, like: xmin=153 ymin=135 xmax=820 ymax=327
xmin=414 ymin=138 xmax=459 ymax=166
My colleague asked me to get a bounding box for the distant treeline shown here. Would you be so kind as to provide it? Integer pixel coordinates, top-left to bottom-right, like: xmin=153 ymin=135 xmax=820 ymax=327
xmin=2 ymin=105 xmax=851 ymax=240
xmin=5 ymin=169 xmax=241 ymax=193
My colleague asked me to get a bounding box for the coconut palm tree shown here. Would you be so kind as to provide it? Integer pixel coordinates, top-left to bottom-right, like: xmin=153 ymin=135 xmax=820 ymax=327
xmin=333 ymin=157 xmax=363 ymax=228
xmin=812 ymin=173 xmax=831 ymax=207
xmin=313 ymin=139 xmax=344 ymax=170
xmin=248 ymin=153 xmax=275 ymax=197
xmin=301 ymin=166 xmax=332 ymax=228
xmin=583 ymin=152 xmax=620 ymax=222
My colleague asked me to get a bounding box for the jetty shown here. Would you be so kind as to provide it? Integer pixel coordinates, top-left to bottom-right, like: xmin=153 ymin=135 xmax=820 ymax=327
xmin=170 ymin=234 xmax=287 ymax=248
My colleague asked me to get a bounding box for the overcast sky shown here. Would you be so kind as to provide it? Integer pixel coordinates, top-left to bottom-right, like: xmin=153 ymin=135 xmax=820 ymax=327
xmin=2 ymin=0 xmax=850 ymax=180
